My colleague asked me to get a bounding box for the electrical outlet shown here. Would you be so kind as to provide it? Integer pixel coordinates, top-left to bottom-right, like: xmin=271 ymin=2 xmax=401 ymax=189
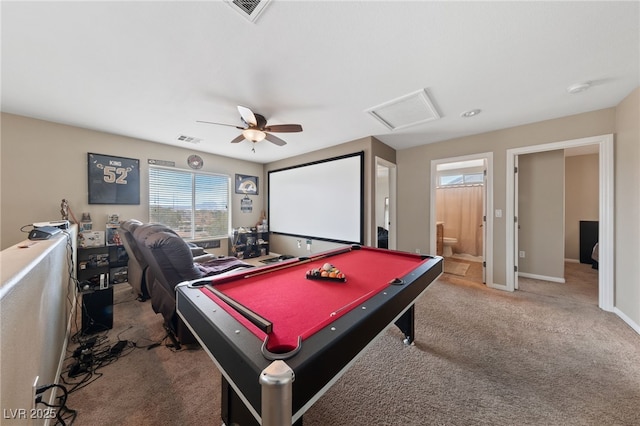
xmin=415 ymin=248 xmax=421 ymax=254
xmin=32 ymin=375 xmax=39 ymax=409
xmin=519 ymin=251 xmax=526 ymax=258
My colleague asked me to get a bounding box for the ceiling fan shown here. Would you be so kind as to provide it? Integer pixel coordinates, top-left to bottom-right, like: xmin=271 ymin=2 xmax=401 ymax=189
xmin=197 ymin=106 xmax=303 ymax=151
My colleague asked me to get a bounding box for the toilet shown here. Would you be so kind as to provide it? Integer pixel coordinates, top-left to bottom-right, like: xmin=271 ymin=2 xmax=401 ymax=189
xmin=442 ymin=237 xmax=458 ymax=257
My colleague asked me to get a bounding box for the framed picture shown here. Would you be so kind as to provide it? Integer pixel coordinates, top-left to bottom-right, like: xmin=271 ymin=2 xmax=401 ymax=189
xmin=88 ymin=153 xmax=140 ymax=204
xmin=235 ymin=174 xmax=259 ymax=195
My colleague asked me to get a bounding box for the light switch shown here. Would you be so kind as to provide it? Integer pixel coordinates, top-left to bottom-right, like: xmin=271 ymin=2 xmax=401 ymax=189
xmin=495 ymin=209 xmax=503 ymax=218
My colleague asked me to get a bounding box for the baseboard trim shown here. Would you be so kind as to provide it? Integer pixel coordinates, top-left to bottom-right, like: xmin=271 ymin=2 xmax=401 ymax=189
xmin=518 ymin=272 xmax=565 ymax=283
xmin=613 ymin=307 xmax=640 ymax=335
xmin=564 ymin=258 xmax=580 ymax=263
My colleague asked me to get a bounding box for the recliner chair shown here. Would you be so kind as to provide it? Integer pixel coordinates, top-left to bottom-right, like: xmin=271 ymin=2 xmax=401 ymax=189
xmin=132 ymin=222 xmax=252 ymax=344
xmin=117 ymin=219 xmax=149 ymax=301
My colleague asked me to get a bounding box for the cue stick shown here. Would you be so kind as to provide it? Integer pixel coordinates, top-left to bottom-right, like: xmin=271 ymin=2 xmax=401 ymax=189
xmin=205 ymin=285 xmax=273 ymax=334
xmin=243 ymin=246 xmax=354 ymax=279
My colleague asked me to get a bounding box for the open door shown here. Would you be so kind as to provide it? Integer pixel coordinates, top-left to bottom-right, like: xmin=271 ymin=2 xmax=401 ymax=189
xmin=430 ymin=153 xmax=493 ymax=287
xmin=375 ymin=157 xmax=397 ymax=250
xmin=482 ymin=163 xmax=487 ymax=283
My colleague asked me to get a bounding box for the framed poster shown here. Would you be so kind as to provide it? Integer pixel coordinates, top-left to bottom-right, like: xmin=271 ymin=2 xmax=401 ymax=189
xmin=88 ymin=153 xmax=140 ymax=204
xmin=235 ymin=174 xmax=258 ymax=195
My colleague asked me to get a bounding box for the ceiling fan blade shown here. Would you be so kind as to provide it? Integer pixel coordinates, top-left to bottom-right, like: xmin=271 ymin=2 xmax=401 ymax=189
xmin=264 ymin=124 xmax=303 ymax=133
xmin=265 ymin=133 xmax=287 ymax=146
xmin=237 ymin=105 xmax=257 ymax=127
xmin=230 ymin=134 xmax=246 ymax=143
xmin=196 ymin=120 xmax=244 ymax=129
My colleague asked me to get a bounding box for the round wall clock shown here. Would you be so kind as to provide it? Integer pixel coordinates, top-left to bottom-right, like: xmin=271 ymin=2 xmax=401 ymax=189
xmin=187 ymin=154 xmax=203 ymax=169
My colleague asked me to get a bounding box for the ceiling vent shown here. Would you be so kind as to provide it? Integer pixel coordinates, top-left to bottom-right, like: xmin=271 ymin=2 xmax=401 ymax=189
xmin=177 ymin=135 xmax=202 ymax=144
xmin=366 ymin=89 xmax=440 ymax=131
xmin=226 ymin=0 xmax=271 ymax=23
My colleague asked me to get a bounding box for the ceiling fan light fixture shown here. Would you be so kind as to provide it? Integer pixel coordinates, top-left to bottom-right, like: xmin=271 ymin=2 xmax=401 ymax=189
xmin=243 ymin=128 xmax=266 ymax=142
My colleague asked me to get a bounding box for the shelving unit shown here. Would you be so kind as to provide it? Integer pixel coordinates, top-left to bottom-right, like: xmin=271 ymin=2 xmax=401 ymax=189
xmin=77 ymin=244 xmax=128 ymax=334
xmin=77 ymin=245 xmax=129 ymax=286
xmin=229 ymin=227 xmax=269 ymax=259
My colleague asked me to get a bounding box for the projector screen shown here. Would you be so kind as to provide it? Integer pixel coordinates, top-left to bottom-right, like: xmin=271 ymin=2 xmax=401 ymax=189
xmin=268 ymin=152 xmax=364 ymax=244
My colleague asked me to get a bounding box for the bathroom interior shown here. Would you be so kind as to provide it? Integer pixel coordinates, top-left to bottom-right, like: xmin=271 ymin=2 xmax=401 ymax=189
xmin=435 ymin=159 xmax=486 ymax=283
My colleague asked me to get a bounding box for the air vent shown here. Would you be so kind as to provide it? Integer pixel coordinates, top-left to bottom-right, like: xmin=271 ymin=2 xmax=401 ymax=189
xmin=226 ymin=0 xmax=271 ymax=23
xmin=366 ymin=89 xmax=440 ymax=131
xmin=177 ymin=135 xmax=202 ymax=144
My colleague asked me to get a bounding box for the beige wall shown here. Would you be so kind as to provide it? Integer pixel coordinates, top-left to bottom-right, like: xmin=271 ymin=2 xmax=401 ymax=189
xmin=517 ymin=150 xmax=565 ymax=279
xmin=0 ymin=113 xmax=264 ymax=251
xmin=614 ymin=88 xmax=640 ymax=325
xmin=565 ymin=154 xmax=599 ymax=261
xmin=396 ymin=107 xmax=616 ymax=286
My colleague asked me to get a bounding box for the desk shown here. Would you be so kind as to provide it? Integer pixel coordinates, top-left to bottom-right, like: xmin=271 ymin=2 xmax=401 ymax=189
xmin=177 ymin=245 xmax=442 ymax=425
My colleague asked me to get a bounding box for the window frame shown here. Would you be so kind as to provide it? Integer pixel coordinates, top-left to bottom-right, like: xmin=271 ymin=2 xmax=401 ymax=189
xmin=148 ymin=165 xmax=231 ymax=241
xmin=438 ymin=171 xmax=485 ymax=187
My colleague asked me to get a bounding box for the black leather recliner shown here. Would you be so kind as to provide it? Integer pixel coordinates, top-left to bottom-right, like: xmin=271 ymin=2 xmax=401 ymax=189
xmin=117 ymin=219 xmax=149 ymax=300
xmin=131 ymin=222 xmax=252 ymax=344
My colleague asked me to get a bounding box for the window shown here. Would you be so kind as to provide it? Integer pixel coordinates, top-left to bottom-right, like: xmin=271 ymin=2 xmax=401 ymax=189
xmin=439 ymin=172 xmax=484 ymax=187
xmin=149 ymin=167 xmax=230 ymax=240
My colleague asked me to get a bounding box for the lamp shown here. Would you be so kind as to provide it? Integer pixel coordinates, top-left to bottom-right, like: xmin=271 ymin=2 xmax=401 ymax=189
xmin=243 ymin=128 xmax=266 ymax=142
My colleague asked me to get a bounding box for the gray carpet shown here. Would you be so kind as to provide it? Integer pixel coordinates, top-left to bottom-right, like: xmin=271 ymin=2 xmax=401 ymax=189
xmin=62 ymin=263 xmax=640 ymax=425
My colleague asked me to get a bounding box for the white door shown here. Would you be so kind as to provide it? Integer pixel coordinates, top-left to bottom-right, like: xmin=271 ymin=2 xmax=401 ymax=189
xmin=514 ymin=155 xmax=520 ymax=290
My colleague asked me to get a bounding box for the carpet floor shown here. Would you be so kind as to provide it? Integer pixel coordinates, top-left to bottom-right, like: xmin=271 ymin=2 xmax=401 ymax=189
xmin=61 ymin=262 xmax=640 ymax=425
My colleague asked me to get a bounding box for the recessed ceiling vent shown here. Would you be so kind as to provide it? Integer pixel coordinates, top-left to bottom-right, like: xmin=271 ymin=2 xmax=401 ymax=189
xmin=366 ymin=89 xmax=440 ymax=131
xmin=226 ymin=0 xmax=271 ymax=23
xmin=177 ymin=135 xmax=202 ymax=144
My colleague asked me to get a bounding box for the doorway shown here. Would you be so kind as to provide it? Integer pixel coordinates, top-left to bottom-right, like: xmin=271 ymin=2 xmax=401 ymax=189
xmin=375 ymin=157 xmax=396 ymax=250
xmin=506 ymin=134 xmax=614 ymax=311
xmin=430 ymin=153 xmax=493 ymax=286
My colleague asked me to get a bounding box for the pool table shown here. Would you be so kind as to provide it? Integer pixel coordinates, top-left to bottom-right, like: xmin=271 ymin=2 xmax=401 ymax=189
xmin=176 ymin=245 xmax=443 ymax=426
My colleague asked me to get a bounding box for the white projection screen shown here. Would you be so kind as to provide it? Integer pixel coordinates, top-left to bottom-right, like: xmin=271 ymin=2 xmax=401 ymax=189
xmin=268 ymin=152 xmax=364 ymax=244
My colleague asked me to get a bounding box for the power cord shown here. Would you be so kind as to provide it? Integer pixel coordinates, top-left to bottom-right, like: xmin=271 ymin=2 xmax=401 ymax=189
xmin=35 ymin=383 xmax=77 ymax=425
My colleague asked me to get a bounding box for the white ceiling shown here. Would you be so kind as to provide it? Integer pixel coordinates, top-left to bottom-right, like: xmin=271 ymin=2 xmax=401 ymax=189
xmin=2 ymin=1 xmax=639 ymax=164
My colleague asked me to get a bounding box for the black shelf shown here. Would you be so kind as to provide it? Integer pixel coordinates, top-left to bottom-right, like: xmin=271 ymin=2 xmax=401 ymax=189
xmin=77 ymin=244 xmax=129 ymax=287
xmin=229 ymin=227 xmax=269 ymax=259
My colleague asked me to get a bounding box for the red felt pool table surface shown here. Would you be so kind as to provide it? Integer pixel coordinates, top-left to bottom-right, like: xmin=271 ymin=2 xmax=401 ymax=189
xmin=200 ymin=246 xmax=428 ymax=352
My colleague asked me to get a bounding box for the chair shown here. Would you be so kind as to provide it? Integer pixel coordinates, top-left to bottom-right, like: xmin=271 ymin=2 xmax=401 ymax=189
xmin=132 ymin=222 xmax=252 ymax=344
xmin=117 ymin=219 xmax=149 ymax=301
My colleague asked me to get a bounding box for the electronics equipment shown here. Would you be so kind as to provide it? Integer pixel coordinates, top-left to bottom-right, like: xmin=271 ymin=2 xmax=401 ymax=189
xmin=28 ymin=226 xmax=62 ymax=240
xmin=82 ymin=287 xmax=114 ymax=334
xmin=33 ymin=220 xmax=70 ymax=230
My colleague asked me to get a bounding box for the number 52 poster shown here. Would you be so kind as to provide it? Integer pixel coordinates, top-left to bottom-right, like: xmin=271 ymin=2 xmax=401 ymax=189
xmin=88 ymin=153 xmax=140 ymax=204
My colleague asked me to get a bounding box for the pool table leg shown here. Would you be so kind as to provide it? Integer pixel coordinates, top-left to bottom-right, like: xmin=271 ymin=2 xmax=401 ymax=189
xmin=221 ymin=377 xmax=257 ymax=426
xmin=394 ymin=305 xmax=415 ymax=345
xmin=221 ymin=361 xmax=301 ymax=426
xmin=260 ymin=360 xmax=295 ymax=426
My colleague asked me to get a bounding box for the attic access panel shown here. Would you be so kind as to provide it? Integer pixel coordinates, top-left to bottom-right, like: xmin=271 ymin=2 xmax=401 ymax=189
xmin=366 ymin=89 xmax=440 ymax=131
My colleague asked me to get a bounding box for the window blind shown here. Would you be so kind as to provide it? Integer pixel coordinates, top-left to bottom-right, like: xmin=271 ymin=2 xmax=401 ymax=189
xmin=149 ymin=167 xmax=230 ymax=240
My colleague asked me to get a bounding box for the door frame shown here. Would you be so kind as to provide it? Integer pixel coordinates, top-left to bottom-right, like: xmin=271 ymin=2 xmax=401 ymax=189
xmin=505 ymin=134 xmax=614 ymax=311
xmin=430 ymin=152 xmax=494 ymax=287
xmin=375 ymin=157 xmax=397 ymax=250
